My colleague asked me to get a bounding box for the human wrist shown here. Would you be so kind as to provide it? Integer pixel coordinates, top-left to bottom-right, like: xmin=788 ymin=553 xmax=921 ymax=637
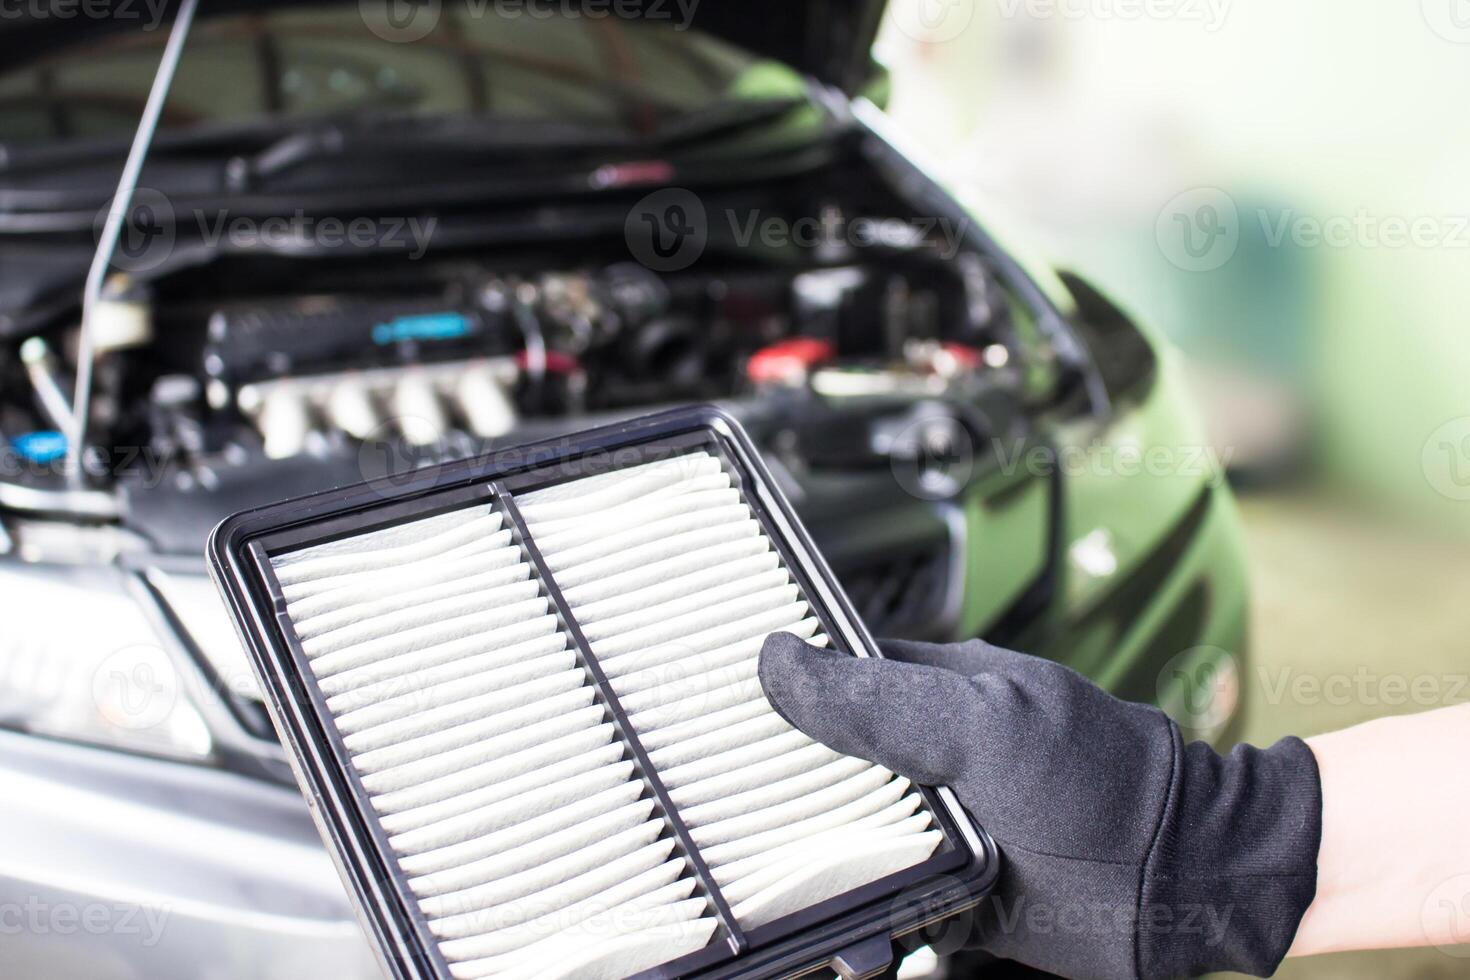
xmin=1292 ymin=706 xmax=1470 ymax=956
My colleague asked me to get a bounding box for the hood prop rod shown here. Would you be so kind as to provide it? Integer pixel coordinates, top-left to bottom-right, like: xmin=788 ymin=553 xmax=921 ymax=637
xmin=66 ymin=0 xmax=201 ymax=486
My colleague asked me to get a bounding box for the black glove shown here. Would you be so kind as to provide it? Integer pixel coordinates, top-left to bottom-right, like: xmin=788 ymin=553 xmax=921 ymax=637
xmin=758 ymin=633 xmax=1321 ymax=980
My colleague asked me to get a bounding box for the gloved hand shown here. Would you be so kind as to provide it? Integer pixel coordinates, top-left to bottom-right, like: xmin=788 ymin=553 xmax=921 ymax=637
xmin=758 ymin=633 xmax=1322 ymax=980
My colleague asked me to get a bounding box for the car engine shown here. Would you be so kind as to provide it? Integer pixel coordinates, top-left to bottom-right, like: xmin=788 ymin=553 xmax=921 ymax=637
xmin=3 ymin=204 xmax=1022 ymax=505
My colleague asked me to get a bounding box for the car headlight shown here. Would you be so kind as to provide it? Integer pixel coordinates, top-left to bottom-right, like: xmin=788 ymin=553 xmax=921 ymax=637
xmin=0 ymin=561 xmax=214 ymax=761
xmin=148 ymin=568 xmax=263 ymax=705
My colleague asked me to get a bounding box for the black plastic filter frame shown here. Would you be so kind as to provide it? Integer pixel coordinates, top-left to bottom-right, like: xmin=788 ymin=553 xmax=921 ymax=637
xmin=208 ymin=405 xmax=1001 ymax=980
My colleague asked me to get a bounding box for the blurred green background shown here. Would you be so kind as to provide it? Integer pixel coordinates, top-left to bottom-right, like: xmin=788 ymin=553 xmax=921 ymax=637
xmin=873 ymin=1 xmax=1470 ymax=976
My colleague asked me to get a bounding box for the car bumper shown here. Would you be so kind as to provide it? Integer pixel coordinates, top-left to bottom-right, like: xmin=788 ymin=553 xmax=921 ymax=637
xmin=0 ymin=730 xmax=377 ymax=980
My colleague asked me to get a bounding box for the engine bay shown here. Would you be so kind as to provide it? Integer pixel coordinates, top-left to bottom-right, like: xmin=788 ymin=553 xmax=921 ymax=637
xmin=0 ymin=178 xmax=1037 ymax=558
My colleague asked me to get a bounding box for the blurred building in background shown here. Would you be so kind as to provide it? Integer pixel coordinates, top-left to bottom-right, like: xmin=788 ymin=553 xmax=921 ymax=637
xmin=876 ymin=0 xmax=1470 ymax=533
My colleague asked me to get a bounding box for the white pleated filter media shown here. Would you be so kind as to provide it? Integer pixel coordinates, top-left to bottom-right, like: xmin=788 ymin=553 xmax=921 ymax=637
xmin=270 ymin=506 xmax=717 ymax=980
xmin=267 ymin=448 xmax=942 ymax=980
xmin=517 ymin=452 xmax=941 ymax=930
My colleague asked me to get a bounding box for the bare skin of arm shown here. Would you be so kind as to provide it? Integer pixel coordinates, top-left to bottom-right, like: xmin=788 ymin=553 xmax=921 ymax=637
xmin=1289 ymin=702 xmax=1470 ymax=956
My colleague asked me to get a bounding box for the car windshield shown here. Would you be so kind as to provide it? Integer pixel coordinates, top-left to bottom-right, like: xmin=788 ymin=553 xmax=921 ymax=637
xmin=0 ymin=1 xmax=792 ymax=147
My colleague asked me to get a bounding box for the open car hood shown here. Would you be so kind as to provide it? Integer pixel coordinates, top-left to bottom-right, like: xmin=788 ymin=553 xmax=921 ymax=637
xmin=0 ymin=0 xmax=887 ymax=93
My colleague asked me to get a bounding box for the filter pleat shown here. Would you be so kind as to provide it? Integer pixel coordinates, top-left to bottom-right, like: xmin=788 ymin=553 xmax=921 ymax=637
xmin=587 ymin=586 xmax=802 ymax=660
xmin=349 ymin=686 xmax=597 ymax=776
xmin=539 ymin=504 xmax=753 ymax=573
xmin=369 ymin=725 xmax=621 ymax=814
xmin=467 ymin=910 xmax=717 ymax=980
xmin=333 ymin=648 xmax=577 ymax=735
xmin=578 ymin=566 xmax=788 ymax=642
xmin=359 ymin=704 xmax=607 ymax=792
xmin=598 ymin=617 xmax=819 ymax=684
xmin=273 ymin=506 xmax=491 ymax=564
xmin=300 ymin=578 xmax=542 ymax=656
xmin=407 ymin=798 xmax=659 ymax=899
xmin=531 ymin=487 xmax=740 ymax=554
xmin=317 ymin=615 xmax=560 ymax=697
xmin=548 ymin=521 xmax=765 ymax=591
xmin=574 ymin=551 xmax=781 ymax=628
xmin=715 ymin=813 xmax=935 ymax=900
xmin=273 ymin=511 xmax=504 ymax=585
xmin=419 ymin=824 xmax=671 ymax=924
xmin=341 ymin=667 xmax=589 ymax=753
xmin=280 ymin=527 xmax=513 ymax=601
xmin=729 ymin=832 xmax=945 ymax=928
xmin=664 ymin=739 xmax=844 ymax=808
xmin=518 ymin=450 xmax=943 ymax=934
xmin=384 ymin=759 xmax=637 ymax=845
xmin=398 ymin=782 xmax=647 ymax=878
xmin=528 ymin=474 xmax=732 ymax=544
xmin=609 ymin=622 xmax=819 ymax=696
xmin=325 ymin=631 xmax=570 ymax=717
xmin=516 ymin=455 xmax=721 ymax=520
xmin=634 ymin=698 xmax=774 ymax=754
xmin=625 ymin=675 xmax=764 ymax=734
xmin=645 ymin=713 xmax=794 ymax=773
xmin=425 ymin=838 xmax=678 ymax=939
xmin=689 ymin=766 xmax=898 ymax=849
xmin=442 ymin=873 xmax=705 ymax=975
xmin=697 ymin=778 xmax=916 ymax=868
xmin=289 ymin=547 xmax=525 ymax=622
xmin=561 ymin=537 xmax=770 ymax=610
xmin=308 ymin=596 xmax=553 ymax=676
xmin=271 ymin=501 xmax=711 ymax=976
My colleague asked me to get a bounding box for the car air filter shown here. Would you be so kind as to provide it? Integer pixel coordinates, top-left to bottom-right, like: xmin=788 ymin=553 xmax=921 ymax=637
xmin=209 ymin=406 xmax=998 ymax=980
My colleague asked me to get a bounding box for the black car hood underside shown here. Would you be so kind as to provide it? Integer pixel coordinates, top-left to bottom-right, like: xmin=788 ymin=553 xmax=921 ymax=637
xmin=0 ymin=0 xmax=886 ymax=93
